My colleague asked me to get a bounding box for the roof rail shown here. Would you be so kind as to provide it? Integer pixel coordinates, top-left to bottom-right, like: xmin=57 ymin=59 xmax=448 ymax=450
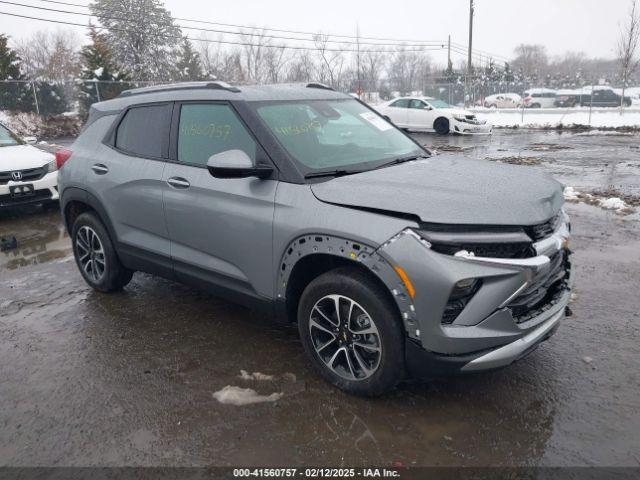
xmin=118 ymin=81 xmax=241 ymax=98
xmin=306 ymin=82 xmax=334 ymax=91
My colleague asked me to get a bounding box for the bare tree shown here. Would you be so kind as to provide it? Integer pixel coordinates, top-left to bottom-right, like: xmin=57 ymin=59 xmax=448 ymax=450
xmin=512 ymin=44 xmax=548 ymax=82
xmin=361 ymin=49 xmax=387 ymax=94
xmin=313 ymin=33 xmax=345 ymax=88
xmin=285 ymin=50 xmax=317 ymax=83
xmin=618 ymin=0 xmax=640 ymax=110
xmin=16 ymin=30 xmax=80 ymax=82
xmin=264 ymin=44 xmax=288 ymax=83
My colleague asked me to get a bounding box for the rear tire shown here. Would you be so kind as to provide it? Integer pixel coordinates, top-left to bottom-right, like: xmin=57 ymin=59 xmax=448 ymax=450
xmin=71 ymin=212 xmax=133 ymax=292
xmin=434 ymin=117 xmax=450 ymax=135
xmin=531 ymin=103 xmax=541 ymax=108
xmin=297 ymin=267 xmax=405 ymax=396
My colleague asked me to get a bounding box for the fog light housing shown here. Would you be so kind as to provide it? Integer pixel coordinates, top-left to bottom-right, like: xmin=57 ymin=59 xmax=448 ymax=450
xmin=442 ymin=278 xmax=482 ymax=324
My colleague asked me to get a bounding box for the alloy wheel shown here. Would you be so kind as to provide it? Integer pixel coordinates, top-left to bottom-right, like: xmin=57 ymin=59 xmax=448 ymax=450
xmin=308 ymin=294 xmax=382 ymax=381
xmin=76 ymin=226 xmax=106 ymax=282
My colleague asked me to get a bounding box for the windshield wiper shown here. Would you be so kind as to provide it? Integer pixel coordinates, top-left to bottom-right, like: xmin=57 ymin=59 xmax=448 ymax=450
xmin=374 ymin=153 xmax=429 ymax=170
xmin=304 ymin=169 xmax=363 ymax=179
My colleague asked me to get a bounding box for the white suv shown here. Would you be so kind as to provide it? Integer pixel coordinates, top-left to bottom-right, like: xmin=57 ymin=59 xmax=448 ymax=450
xmin=0 ymin=122 xmax=58 ymax=208
xmin=523 ymin=88 xmax=557 ymax=108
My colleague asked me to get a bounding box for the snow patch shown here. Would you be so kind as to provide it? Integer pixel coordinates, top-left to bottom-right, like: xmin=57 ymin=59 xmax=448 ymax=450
xmin=474 ymin=108 xmax=640 ymax=130
xmin=238 ymin=370 xmax=274 ymax=381
xmin=212 ymin=386 xmax=283 ymax=406
xmin=564 ymin=186 xmax=633 ymax=212
xmin=599 ymin=197 xmax=627 ymax=210
xmin=563 ymin=186 xmax=580 ymax=201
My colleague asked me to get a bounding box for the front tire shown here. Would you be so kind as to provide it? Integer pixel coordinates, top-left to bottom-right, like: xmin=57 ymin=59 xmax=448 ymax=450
xmin=297 ymin=267 xmax=405 ymax=396
xmin=434 ymin=117 xmax=450 ymax=135
xmin=72 ymin=212 xmax=133 ymax=292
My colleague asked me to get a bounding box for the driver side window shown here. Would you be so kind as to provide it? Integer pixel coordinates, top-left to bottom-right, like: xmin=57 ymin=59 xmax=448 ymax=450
xmin=409 ymin=99 xmax=427 ymax=109
xmin=389 ymin=99 xmax=410 ymax=108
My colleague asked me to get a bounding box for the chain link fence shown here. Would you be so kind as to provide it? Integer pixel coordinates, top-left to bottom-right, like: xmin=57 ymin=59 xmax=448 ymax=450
xmin=2 ymin=79 xmax=638 ymax=131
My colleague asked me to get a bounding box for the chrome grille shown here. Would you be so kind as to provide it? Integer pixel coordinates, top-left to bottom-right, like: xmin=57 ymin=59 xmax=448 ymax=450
xmin=0 ymin=165 xmax=48 ymax=185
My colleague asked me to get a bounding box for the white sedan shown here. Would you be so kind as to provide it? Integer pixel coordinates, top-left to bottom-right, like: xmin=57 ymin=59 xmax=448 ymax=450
xmin=375 ymin=97 xmax=492 ymax=135
xmin=0 ymin=122 xmax=58 ymax=209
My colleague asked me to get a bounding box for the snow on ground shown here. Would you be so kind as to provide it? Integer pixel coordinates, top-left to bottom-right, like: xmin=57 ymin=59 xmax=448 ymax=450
xmin=474 ymin=107 xmax=640 ymax=130
xmin=212 ymin=386 xmax=283 ymax=406
xmin=563 ymin=186 xmax=634 ymax=213
xmin=238 ymin=370 xmax=274 ymax=381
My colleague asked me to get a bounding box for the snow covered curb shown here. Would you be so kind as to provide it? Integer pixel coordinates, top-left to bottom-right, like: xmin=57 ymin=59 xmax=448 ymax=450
xmin=474 ymin=109 xmax=640 ymax=131
xmin=564 ymin=186 xmax=636 ymax=214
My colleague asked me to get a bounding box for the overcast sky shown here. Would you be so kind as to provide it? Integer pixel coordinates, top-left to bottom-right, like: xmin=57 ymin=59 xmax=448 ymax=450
xmin=0 ymin=0 xmax=632 ymax=62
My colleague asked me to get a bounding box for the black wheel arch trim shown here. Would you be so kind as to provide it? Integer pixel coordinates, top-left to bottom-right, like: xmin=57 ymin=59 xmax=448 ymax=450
xmin=276 ymin=233 xmax=418 ymax=339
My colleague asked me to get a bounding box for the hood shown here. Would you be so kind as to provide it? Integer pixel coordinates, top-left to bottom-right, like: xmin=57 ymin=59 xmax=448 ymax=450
xmin=310 ymin=156 xmax=564 ymax=226
xmin=443 ymin=108 xmax=474 ymax=117
xmin=0 ymin=145 xmax=54 ymax=170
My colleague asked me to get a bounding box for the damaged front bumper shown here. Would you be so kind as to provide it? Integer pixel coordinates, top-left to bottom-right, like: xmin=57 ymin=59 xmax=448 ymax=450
xmin=377 ymin=212 xmax=573 ymax=377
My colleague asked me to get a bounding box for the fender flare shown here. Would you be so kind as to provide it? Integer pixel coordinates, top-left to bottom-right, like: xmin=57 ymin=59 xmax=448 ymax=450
xmin=60 ymin=187 xmax=118 ymax=243
xmin=277 ymin=233 xmax=420 ymax=339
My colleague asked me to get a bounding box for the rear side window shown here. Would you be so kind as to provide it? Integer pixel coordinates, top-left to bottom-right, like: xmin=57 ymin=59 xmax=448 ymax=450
xmin=115 ymin=104 xmax=171 ymax=158
xmin=177 ymin=104 xmax=256 ymax=166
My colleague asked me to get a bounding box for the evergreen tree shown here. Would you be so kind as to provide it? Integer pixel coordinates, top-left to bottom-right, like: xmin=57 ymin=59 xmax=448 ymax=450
xmin=78 ymin=25 xmax=130 ymax=117
xmin=174 ymin=37 xmax=204 ymax=81
xmin=90 ymin=0 xmax=182 ymax=82
xmin=0 ymin=34 xmax=31 ymax=111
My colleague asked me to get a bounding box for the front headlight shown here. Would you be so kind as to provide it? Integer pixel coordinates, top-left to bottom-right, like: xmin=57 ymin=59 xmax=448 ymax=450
xmin=46 ymin=159 xmax=57 ymax=173
xmin=453 ymin=115 xmax=466 ymax=122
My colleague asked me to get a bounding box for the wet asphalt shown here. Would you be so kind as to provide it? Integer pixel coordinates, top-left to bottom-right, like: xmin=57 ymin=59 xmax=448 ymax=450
xmin=0 ymin=131 xmax=639 ymax=467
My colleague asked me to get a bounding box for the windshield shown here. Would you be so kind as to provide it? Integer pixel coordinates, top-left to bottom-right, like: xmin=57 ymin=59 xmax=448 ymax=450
xmin=255 ymin=99 xmax=424 ymax=174
xmin=0 ymin=124 xmax=23 ymax=147
xmin=427 ymin=99 xmax=451 ymax=109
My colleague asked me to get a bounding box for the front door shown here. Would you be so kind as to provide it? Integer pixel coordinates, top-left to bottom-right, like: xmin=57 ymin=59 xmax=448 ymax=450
xmin=407 ymin=99 xmax=435 ymax=131
xmin=162 ymin=102 xmax=277 ymax=302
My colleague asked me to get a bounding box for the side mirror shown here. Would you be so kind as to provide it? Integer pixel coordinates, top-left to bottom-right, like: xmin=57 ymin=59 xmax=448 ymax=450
xmin=206 ymin=149 xmax=273 ymax=179
xmin=23 ymin=136 xmax=37 ymax=145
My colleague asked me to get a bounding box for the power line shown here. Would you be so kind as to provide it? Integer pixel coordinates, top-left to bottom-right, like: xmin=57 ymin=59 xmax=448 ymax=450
xmin=32 ymin=0 xmax=459 ymax=46
xmin=4 ymin=0 xmax=450 ymax=48
xmin=0 ymin=9 xmax=447 ymax=53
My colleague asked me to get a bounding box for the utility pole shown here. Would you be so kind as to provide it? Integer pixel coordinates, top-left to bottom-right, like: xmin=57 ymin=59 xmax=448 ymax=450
xmin=466 ymin=0 xmax=474 ymax=107
xmin=447 ymin=35 xmax=451 ymax=72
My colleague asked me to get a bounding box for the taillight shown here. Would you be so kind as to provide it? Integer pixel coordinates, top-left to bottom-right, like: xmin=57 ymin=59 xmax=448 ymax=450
xmin=55 ymin=149 xmax=72 ymax=169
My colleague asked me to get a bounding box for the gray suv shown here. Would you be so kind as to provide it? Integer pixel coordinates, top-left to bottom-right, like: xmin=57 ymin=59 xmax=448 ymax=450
xmin=58 ymin=82 xmax=573 ymax=396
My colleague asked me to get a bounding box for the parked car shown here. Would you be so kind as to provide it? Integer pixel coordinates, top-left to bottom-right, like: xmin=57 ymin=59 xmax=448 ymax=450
xmin=375 ymin=96 xmax=492 ymax=135
xmin=579 ymin=87 xmax=632 ymax=108
xmin=484 ymin=93 xmax=522 ymax=109
xmin=523 ymin=88 xmax=557 ymax=108
xmin=58 ymin=82 xmax=572 ymax=396
xmin=0 ymin=122 xmax=58 ymax=209
xmin=554 ymin=89 xmax=585 ymax=107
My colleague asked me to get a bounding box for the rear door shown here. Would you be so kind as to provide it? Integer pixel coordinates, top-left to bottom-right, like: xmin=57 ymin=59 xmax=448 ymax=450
xmin=88 ymin=102 xmax=173 ymax=276
xmin=162 ymin=102 xmax=277 ymax=301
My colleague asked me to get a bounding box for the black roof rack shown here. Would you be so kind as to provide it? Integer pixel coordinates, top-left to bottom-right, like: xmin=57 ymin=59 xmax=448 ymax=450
xmin=118 ymin=81 xmax=241 ymax=98
xmin=306 ymin=82 xmax=334 ymax=91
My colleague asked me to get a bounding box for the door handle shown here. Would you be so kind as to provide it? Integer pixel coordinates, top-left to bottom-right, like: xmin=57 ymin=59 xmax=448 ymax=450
xmin=166 ymin=177 xmax=190 ymax=189
xmin=91 ymin=163 xmax=109 ymax=175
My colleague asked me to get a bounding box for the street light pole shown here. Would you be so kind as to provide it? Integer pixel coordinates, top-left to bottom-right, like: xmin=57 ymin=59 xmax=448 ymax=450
xmin=466 ymin=0 xmax=474 ymax=107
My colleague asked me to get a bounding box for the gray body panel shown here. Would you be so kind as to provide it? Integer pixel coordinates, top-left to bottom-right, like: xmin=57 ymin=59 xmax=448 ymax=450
xmin=88 ymin=143 xmax=170 ymax=259
xmin=59 ymin=82 xmax=573 ymax=376
xmin=163 ymin=162 xmax=277 ymax=298
xmin=311 ymin=157 xmax=564 ymax=225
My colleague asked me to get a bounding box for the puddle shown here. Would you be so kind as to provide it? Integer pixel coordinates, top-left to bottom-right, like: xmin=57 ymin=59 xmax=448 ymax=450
xmin=527 ymin=142 xmax=573 ymax=151
xmin=485 ymin=156 xmax=545 ymax=166
xmin=0 ymin=208 xmax=71 ymax=270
